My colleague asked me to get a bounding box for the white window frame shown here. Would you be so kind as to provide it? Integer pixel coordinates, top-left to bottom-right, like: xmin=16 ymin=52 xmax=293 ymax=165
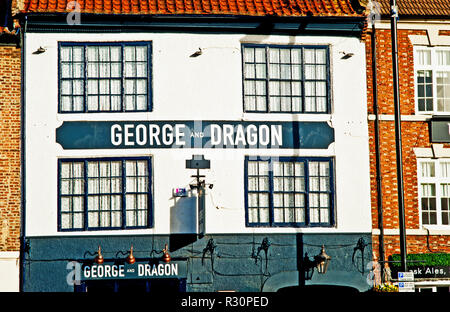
xmin=417 ymin=158 xmax=450 ymax=228
xmin=414 ymin=46 xmax=450 ymax=115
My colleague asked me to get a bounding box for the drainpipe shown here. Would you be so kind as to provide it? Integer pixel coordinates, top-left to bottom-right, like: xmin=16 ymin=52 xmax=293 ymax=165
xmin=19 ymin=14 xmax=27 ymax=293
xmin=390 ymin=0 xmax=408 ymax=272
xmin=371 ymin=22 xmax=386 ymax=280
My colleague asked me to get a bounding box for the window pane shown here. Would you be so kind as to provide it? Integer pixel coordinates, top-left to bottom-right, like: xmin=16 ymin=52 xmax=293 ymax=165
xmin=305 ymin=65 xmax=315 ymax=79
xmin=274 ymin=208 xmax=284 ymax=222
xmin=247 ymin=161 xmax=258 ymax=175
xmin=124 ymin=46 xmax=136 ymax=61
xmin=284 ymin=177 xmax=294 ymax=191
xmin=273 ymin=177 xmax=283 ymax=192
xmin=244 ymin=47 xmax=254 ymax=63
xmin=248 ymin=193 xmax=258 ymax=207
xmin=269 ymin=64 xmax=280 ymax=79
xmin=259 ymin=177 xmax=269 ymax=191
xmin=61 ymin=213 xmax=71 ymax=229
xmin=310 ymin=208 xmax=319 ymax=223
xmin=245 ymin=64 xmax=255 ymax=79
xmin=291 ymin=49 xmax=301 ymax=64
xmin=255 ymin=64 xmax=266 ymax=79
xmin=284 ymin=208 xmax=294 ymax=222
xmin=136 ymin=46 xmax=147 ymax=61
xmin=73 ymin=64 xmax=84 ymax=78
xmin=441 ymin=162 xmax=450 ymax=178
xmin=269 ymin=48 xmax=279 ymax=63
xmin=259 ymin=208 xmax=269 ymax=223
xmin=73 ymin=213 xmax=83 ymax=228
xmin=437 ymin=50 xmax=450 ymax=66
xmin=421 ymin=183 xmax=436 ymax=197
xmin=248 ymin=208 xmax=258 ymax=223
xmin=61 ymin=64 xmax=72 ymax=78
xmin=273 ymin=193 xmax=283 ymax=207
xmin=304 ymin=49 xmax=315 ymax=63
xmin=61 ymin=47 xmax=72 ymax=62
xmin=421 ymin=162 xmax=435 ymax=177
xmin=255 ymin=48 xmax=265 ymax=63
xmin=437 ymin=71 xmax=450 ymax=112
xmin=126 ymin=209 xmax=136 ymax=227
xmin=295 ymin=208 xmax=305 ymax=223
xmin=417 ymin=50 xmax=431 ymax=65
xmin=320 ymin=208 xmax=329 ymax=223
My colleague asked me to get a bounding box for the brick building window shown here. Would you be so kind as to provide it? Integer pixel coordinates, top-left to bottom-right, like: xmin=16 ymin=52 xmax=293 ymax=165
xmin=242 ymin=45 xmax=330 ymax=113
xmin=418 ymin=159 xmax=450 ymax=226
xmin=245 ymin=156 xmax=334 ymax=227
xmin=415 ymin=47 xmax=450 ymax=114
xmin=58 ymin=42 xmax=152 ymax=113
xmin=58 ymin=157 xmax=152 ymax=231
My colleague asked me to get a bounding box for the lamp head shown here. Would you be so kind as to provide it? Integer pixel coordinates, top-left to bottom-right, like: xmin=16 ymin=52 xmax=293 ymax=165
xmin=126 ymin=245 xmax=136 ymax=264
xmin=94 ymin=246 xmax=104 ymax=264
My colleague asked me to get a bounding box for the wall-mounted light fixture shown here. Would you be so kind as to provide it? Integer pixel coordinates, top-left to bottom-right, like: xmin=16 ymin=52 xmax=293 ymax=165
xmin=190 ymin=47 xmax=203 ymax=58
xmin=32 ymin=46 xmax=46 ymax=55
xmin=126 ymin=245 xmax=136 ymax=264
xmin=303 ymin=245 xmax=332 ymax=280
xmin=94 ymin=246 xmax=104 ymax=264
xmin=162 ymin=244 xmax=171 ymax=263
xmin=339 ymin=51 xmax=354 ymax=59
xmin=314 ymin=245 xmax=331 ymax=274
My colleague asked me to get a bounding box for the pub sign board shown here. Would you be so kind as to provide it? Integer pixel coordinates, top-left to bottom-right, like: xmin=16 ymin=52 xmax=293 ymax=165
xmin=56 ymin=120 xmax=334 ymax=150
xmin=81 ymin=261 xmax=188 ymax=281
xmin=408 ymin=266 xmax=449 ymax=279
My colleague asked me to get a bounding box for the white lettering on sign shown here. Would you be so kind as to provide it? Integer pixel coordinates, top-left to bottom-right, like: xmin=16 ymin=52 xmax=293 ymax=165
xmin=124 ymin=124 xmax=135 ymax=146
xmin=110 ymin=123 xmax=283 ymax=148
xmin=162 ymin=124 xmax=174 ymax=145
xmin=208 ymin=124 xmax=282 ymax=147
xmin=111 ymin=124 xmax=122 ymax=146
xmin=175 ymin=124 xmax=185 ymax=146
xmin=137 ymin=263 xmax=179 ymax=277
xmin=136 ymin=124 xmax=147 ymax=146
xmin=149 ymin=124 xmax=161 ymax=146
xmin=83 ymin=264 xmax=125 ymax=279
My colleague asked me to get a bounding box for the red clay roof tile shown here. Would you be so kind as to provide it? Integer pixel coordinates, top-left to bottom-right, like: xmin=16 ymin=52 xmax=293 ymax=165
xmin=374 ymin=0 xmax=450 ymax=17
xmin=21 ymin=0 xmax=364 ymax=16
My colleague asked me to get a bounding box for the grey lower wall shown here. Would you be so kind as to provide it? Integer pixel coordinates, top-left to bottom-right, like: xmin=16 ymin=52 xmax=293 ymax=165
xmin=22 ymin=233 xmax=372 ymax=292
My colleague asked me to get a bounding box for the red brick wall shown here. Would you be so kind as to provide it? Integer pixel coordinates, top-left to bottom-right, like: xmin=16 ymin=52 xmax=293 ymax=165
xmin=366 ymin=27 xmax=450 ymax=261
xmin=0 ymin=45 xmax=21 ymax=252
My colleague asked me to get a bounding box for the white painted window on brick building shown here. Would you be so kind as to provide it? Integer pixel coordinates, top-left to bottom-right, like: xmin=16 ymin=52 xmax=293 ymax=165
xmin=415 ymin=47 xmax=450 ymax=114
xmin=418 ymin=159 xmax=450 ymax=226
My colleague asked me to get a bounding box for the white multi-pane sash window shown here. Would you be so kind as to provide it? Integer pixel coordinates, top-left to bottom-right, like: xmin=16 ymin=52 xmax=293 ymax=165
xmin=246 ymin=157 xmax=334 ymax=227
xmin=242 ymin=45 xmax=329 ymax=113
xmin=418 ymin=159 xmax=450 ymax=226
xmin=59 ymin=157 xmax=152 ymax=231
xmin=415 ymin=47 xmax=450 ymax=114
xmin=59 ymin=42 xmax=151 ymax=113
